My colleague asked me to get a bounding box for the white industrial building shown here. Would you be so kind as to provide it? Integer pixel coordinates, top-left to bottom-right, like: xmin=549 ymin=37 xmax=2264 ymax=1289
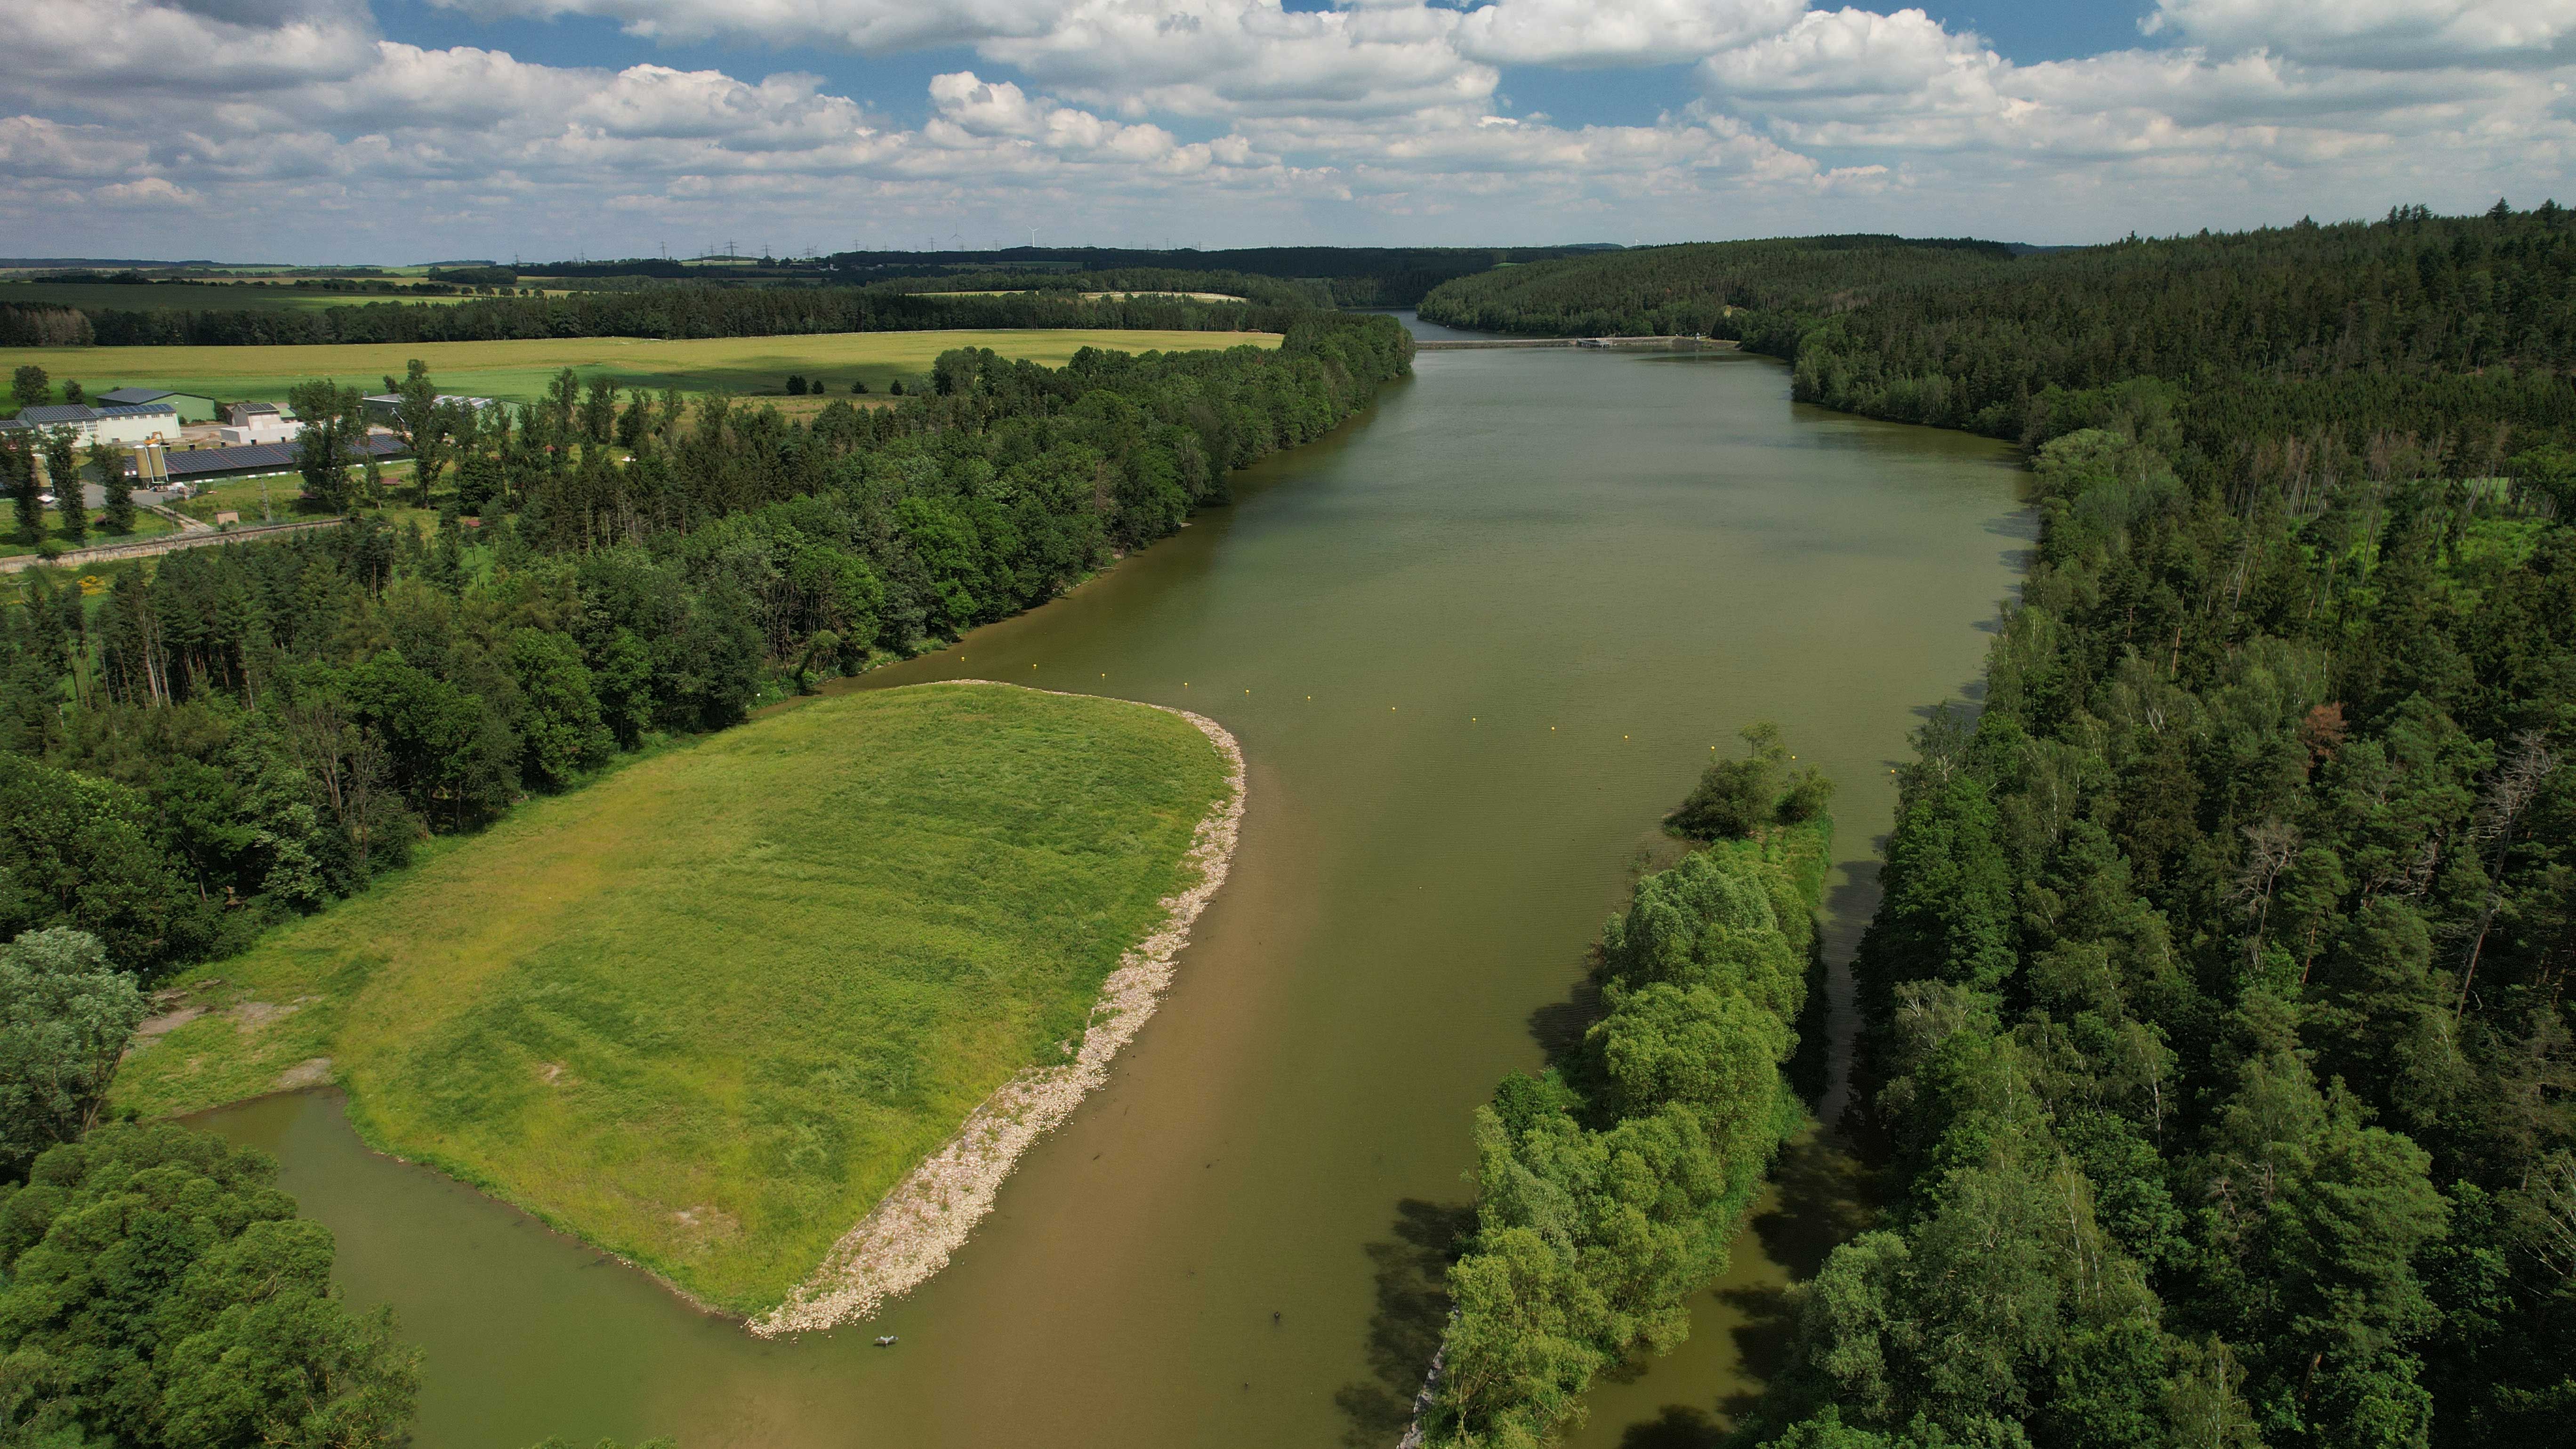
xmin=362 ymin=392 xmax=502 ymax=426
xmin=218 ymin=402 xmax=303 ymax=445
xmin=0 ymin=401 xmax=182 ymax=446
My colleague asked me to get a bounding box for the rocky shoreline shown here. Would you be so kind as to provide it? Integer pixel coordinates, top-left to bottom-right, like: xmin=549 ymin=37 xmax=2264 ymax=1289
xmin=749 ymin=686 xmax=1247 ymax=1337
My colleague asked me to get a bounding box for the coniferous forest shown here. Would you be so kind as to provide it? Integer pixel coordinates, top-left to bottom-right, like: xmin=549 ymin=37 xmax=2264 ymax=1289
xmin=1414 ymin=206 xmax=2576 ymax=1448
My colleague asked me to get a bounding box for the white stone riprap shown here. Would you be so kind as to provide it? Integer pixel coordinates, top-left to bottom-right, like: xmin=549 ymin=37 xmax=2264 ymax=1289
xmin=749 ymin=685 xmax=1245 ymax=1337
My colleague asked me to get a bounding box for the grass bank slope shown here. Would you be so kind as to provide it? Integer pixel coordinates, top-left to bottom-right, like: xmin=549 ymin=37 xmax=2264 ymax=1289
xmin=0 ymin=327 xmax=1280 ymax=408
xmin=114 ymin=681 xmax=1232 ymax=1314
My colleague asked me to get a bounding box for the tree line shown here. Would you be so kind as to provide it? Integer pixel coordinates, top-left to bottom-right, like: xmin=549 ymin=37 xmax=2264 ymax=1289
xmin=1418 ymin=729 xmax=1833 ymax=1447
xmin=866 ymin=266 xmax=1329 ymax=309
xmin=1415 ymin=235 xmax=2015 ymax=338
xmin=2 ymin=280 xmax=1295 ymax=350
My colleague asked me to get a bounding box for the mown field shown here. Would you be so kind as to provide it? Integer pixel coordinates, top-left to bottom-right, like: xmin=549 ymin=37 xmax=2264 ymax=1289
xmin=114 ymin=682 xmax=1232 ymax=1313
xmin=0 ymin=327 xmax=1280 ymax=407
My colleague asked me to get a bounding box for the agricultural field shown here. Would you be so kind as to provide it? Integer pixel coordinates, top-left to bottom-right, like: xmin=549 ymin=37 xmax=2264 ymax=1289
xmin=113 ymin=682 xmax=1233 ymax=1314
xmin=0 ymin=327 xmax=1279 ymax=409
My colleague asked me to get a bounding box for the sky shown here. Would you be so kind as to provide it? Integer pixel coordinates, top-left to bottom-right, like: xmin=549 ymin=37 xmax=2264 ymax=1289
xmin=1 ymin=0 xmax=2570 ymax=262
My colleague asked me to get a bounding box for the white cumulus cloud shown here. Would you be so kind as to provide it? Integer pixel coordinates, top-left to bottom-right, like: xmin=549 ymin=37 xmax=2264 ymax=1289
xmin=0 ymin=0 xmax=2568 ymax=258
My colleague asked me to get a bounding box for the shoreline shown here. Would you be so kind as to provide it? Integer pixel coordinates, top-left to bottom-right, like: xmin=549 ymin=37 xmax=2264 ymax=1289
xmin=749 ymin=683 xmax=1248 ymax=1337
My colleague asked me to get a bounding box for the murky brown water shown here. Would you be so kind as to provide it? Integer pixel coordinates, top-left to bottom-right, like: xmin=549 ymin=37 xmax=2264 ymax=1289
xmin=202 ymin=322 xmax=2027 ymax=1448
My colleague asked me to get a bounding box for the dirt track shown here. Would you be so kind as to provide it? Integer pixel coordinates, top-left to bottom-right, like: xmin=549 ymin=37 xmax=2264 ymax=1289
xmin=1 ymin=516 xmax=347 ymax=573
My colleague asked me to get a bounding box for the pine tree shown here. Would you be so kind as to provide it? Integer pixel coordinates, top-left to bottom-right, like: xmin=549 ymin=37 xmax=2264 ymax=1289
xmin=90 ymin=438 xmax=133 ymax=534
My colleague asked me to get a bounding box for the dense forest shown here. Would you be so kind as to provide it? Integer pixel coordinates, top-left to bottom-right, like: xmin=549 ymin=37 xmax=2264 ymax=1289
xmin=0 ymin=242 xmax=1614 ymax=350
xmin=1738 ymin=412 xmax=2576 ymax=1449
xmin=1415 ymin=236 xmax=2014 ymax=338
xmin=0 ymin=314 xmax=1409 ymax=981
xmin=808 ymin=244 xmax=1610 ymax=306
xmin=1417 ymin=206 xmax=2576 ymax=1448
xmin=0 ymin=282 xmax=1289 ymax=350
xmin=1422 ymin=208 xmax=2576 ymax=468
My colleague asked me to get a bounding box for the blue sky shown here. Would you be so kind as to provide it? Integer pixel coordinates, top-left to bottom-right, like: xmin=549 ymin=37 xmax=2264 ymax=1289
xmin=2 ymin=0 xmax=2567 ymax=261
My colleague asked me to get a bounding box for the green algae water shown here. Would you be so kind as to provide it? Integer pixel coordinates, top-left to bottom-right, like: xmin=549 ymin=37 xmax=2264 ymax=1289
xmin=200 ymin=324 xmax=2027 ymax=1448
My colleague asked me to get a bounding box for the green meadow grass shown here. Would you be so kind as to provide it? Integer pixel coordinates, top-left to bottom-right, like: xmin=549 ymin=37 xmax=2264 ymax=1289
xmin=0 ymin=328 xmax=1280 ymax=409
xmin=114 ymin=682 xmax=1231 ymax=1313
xmin=0 ymin=507 xmax=181 ymax=559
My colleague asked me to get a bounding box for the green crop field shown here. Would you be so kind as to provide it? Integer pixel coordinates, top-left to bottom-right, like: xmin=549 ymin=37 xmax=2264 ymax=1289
xmin=113 ymin=682 xmax=1232 ymax=1313
xmin=0 ymin=328 xmax=1280 ymax=408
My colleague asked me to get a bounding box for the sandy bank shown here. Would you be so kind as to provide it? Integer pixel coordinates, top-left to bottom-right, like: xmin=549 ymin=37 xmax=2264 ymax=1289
xmin=749 ymin=685 xmax=1247 ymax=1336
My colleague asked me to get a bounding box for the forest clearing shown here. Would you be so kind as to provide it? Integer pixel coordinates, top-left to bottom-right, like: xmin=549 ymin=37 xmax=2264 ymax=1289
xmin=111 ymin=681 xmax=1235 ymax=1315
xmin=0 ymin=327 xmax=1280 ymax=407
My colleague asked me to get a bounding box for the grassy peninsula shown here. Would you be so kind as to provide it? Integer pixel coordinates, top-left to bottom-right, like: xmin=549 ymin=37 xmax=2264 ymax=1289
xmin=113 ymin=681 xmax=1233 ymax=1314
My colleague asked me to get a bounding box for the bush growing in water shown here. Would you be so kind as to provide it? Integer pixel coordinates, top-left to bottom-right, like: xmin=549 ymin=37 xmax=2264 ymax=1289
xmin=1420 ymin=727 xmax=1829 ymax=1448
xmin=1668 ymin=721 xmax=1834 ymax=840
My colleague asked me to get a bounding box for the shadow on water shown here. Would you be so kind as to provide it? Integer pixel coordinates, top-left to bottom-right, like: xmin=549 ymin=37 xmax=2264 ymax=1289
xmin=1527 ymin=960 xmax=1608 ymax=1061
xmin=1338 ymin=860 xmax=1650 ymax=1447
xmin=1617 ymin=1405 xmax=1728 ymax=1449
xmin=1588 ymin=1135 xmax=1882 ymax=1446
xmin=1335 ymin=1198 xmax=1479 ymax=1448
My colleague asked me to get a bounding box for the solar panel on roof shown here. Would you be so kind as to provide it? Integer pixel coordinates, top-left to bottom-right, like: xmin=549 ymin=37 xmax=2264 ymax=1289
xmin=158 ymin=435 xmax=408 ymax=479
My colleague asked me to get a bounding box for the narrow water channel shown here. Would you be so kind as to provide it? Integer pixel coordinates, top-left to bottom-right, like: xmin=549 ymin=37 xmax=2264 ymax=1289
xmin=202 ymin=321 xmax=2028 ymax=1448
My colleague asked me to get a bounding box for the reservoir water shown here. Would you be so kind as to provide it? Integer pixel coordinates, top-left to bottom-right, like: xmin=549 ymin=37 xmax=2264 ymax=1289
xmin=202 ymin=321 xmax=2027 ymax=1448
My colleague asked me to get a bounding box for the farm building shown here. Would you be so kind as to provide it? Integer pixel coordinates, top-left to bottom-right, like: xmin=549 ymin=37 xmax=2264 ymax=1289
xmin=129 ymin=433 xmax=409 ymax=485
xmin=0 ymin=401 xmax=181 ymax=445
xmin=218 ymin=402 xmax=303 ymax=445
xmin=362 ymin=393 xmax=502 ymax=426
xmin=97 ymin=386 xmax=219 ymax=421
